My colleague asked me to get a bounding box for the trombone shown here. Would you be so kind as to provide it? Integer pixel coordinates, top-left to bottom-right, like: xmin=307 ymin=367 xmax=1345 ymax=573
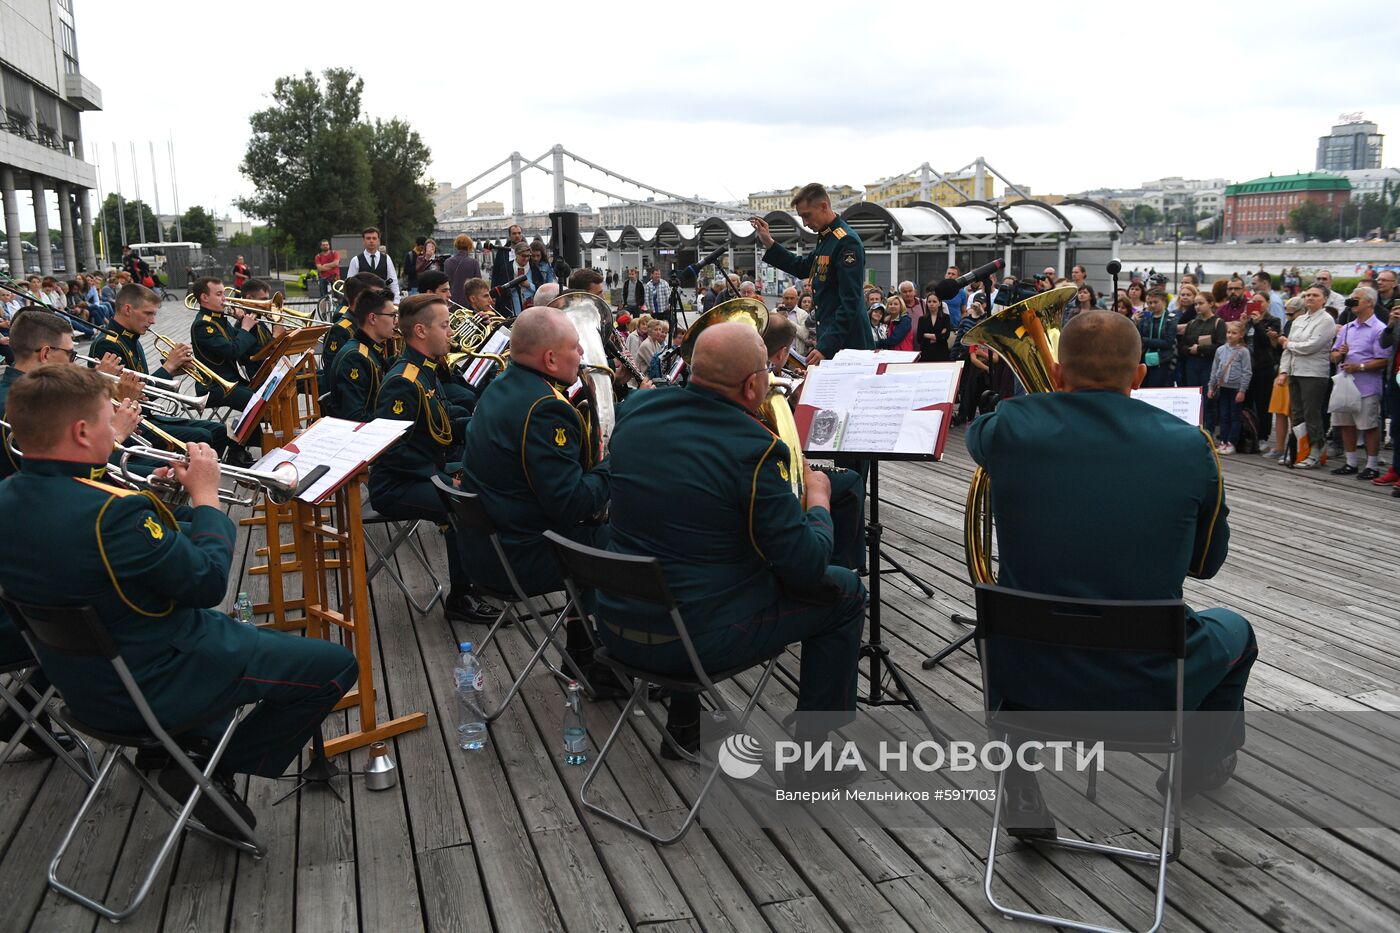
xmin=93 ymin=367 xmax=209 ymax=415
xmin=185 ymin=290 xmax=315 ymax=329
xmin=116 ymin=444 xmax=300 ymax=507
xmin=182 ymin=286 xmax=239 ymax=312
xmin=152 ymin=333 xmax=238 ymax=395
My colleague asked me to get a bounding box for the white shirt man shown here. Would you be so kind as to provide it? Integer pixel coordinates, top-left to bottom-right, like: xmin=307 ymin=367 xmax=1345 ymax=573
xmin=345 ymin=228 xmax=401 ymax=299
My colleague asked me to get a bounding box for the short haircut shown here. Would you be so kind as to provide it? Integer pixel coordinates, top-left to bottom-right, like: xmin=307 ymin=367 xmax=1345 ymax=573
xmin=415 ymin=236 xmax=427 ymax=247
xmin=6 ymin=363 xmax=107 ymax=453
xmin=567 ymin=268 xmax=603 ymax=291
xmin=115 ymin=282 xmax=159 ymax=311
xmin=417 ymin=270 xmax=449 ymax=293
xmin=512 ymin=241 xmax=531 ymax=257
xmin=399 ymin=293 xmax=445 ymax=334
xmin=192 ymin=276 xmax=223 ymax=300
xmin=1210 ymin=279 xmax=1229 ymax=303
xmin=791 ymin=182 xmax=830 ymax=208
xmin=343 ymin=271 xmax=386 ymax=309
xmin=453 ymin=234 xmax=474 ymax=251
xmin=1146 ymin=287 xmax=1168 ymax=302
xmin=351 ymin=288 xmax=394 ymax=325
xmin=240 ymin=277 xmax=271 ymax=297
xmin=463 ymin=277 xmax=490 ymax=298
xmin=1352 ymin=285 xmax=1377 ymax=306
xmin=510 ymin=306 xmax=572 ymax=357
xmin=1251 ymin=271 xmax=1271 ymax=284
xmin=362 ymin=226 xmax=380 ymax=237
xmin=10 ymin=308 xmax=72 ymax=358
xmin=1058 ymin=311 xmax=1142 ymax=390
xmin=764 ymin=313 xmax=796 ymax=356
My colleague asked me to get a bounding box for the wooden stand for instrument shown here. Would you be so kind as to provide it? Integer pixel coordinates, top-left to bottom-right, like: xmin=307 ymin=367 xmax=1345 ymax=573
xmin=295 ymin=469 xmax=426 ymax=756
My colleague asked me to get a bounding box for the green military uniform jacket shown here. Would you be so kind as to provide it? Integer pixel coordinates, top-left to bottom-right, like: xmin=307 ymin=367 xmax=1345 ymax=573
xmin=598 ymin=384 xmax=835 ymax=634
xmin=321 ymin=309 xmax=356 ymax=375
xmin=369 ymin=346 xmax=469 ymax=500
xmin=90 ymin=324 xmax=227 ymax=453
xmin=0 ymin=367 xmax=23 ymax=479
xmin=244 ymin=321 xmax=275 ymax=381
xmin=967 ymin=390 xmax=1232 ymax=709
xmin=0 ymin=459 xmax=262 ymax=729
xmin=326 ymin=329 xmax=389 ymax=423
xmin=191 ymin=308 xmax=258 ymax=388
xmin=459 ymin=361 xmax=610 ymax=591
xmin=763 ymin=216 xmax=873 ymax=358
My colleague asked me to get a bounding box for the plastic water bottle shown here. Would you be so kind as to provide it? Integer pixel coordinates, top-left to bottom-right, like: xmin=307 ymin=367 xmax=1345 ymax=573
xmin=233 ymin=592 xmax=255 ymax=625
xmin=562 ymin=681 xmax=588 ymax=765
xmin=455 ymin=642 xmax=487 ymax=750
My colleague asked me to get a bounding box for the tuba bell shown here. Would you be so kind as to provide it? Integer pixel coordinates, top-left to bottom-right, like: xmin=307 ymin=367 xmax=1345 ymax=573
xmin=958 ymin=285 xmax=1077 ymax=584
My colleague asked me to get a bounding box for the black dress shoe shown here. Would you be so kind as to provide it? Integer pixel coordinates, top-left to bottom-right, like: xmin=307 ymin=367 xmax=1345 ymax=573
xmin=158 ymin=765 xmax=258 ymax=840
xmin=1331 ymin=463 xmax=1359 ymax=476
xmin=659 ymin=718 xmax=700 ymax=760
xmin=1002 ymin=781 xmax=1057 ymax=840
xmin=1356 ymin=467 xmax=1382 ymax=481
xmin=581 ymin=661 xmax=630 ymax=701
xmin=1157 ymin=752 xmax=1237 ymax=799
xmin=444 ymin=594 xmax=498 ymax=625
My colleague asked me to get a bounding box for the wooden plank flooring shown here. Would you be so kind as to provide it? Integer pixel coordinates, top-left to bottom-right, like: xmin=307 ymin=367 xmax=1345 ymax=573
xmin=1 ymin=298 xmax=1398 ymax=931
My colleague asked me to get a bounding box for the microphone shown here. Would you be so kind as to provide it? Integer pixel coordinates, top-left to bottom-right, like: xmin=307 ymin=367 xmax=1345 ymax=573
xmin=681 ymin=245 xmax=729 ymax=278
xmin=1106 ymin=259 xmax=1122 ymax=276
xmin=490 ymin=273 xmax=527 ymax=298
xmin=933 ymin=258 xmax=1004 ymax=300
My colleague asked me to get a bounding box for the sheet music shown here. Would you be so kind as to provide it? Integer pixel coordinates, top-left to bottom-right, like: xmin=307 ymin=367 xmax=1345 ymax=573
xmin=280 ymin=417 xmax=411 ymax=502
xmin=831 ymin=349 xmax=920 ymax=364
xmin=798 ymin=363 xmax=961 ymax=456
xmin=841 ymin=374 xmax=923 ymax=451
xmin=231 ymin=353 xmax=298 ymax=439
xmin=464 ymin=326 xmax=511 ymax=387
xmin=1131 ymin=387 xmax=1203 ymax=426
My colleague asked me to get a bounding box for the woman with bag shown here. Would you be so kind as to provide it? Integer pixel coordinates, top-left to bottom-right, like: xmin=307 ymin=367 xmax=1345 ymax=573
xmin=1279 ymin=284 xmax=1339 ymax=469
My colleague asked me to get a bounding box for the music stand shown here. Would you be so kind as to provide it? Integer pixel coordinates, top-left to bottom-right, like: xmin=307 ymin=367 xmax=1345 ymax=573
xmin=794 ymin=360 xmax=962 ymax=711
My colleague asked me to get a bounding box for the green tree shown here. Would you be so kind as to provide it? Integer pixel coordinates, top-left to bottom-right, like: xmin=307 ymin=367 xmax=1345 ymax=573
xmin=1287 ymin=201 xmax=1336 ymax=241
xmin=238 ymin=68 xmax=375 ymax=257
xmin=98 ymin=193 xmax=159 ymax=249
xmin=174 ymin=205 xmax=219 ymax=247
xmin=1127 ymin=204 xmax=1160 ymax=227
xmin=365 ymin=117 xmax=436 ymax=258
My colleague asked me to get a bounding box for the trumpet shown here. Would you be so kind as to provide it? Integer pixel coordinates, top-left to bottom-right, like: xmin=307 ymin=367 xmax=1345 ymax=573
xmin=75 ymin=353 xmax=183 ymax=391
xmin=95 ymin=368 xmax=209 ymax=415
xmin=116 ymin=444 xmax=300 ymax=507
xmin=226 ymin=292 xmax=316 ymax=329
xmin=152 ymin=333 xmax=238 ymax=396
xmin=112 ymin=398 xmax=189 ymax=454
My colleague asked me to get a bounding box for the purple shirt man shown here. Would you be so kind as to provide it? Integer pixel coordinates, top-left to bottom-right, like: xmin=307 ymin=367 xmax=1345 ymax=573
xmin=1333 ymin=315 xmax=1387 ymax=397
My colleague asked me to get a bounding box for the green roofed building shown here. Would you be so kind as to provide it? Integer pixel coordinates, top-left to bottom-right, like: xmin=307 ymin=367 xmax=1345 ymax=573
xmin=1223 ymin=172 xmax=1350 ymax=238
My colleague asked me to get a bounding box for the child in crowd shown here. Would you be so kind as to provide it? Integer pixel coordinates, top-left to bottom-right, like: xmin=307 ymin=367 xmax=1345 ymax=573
xmin=1208 ymin=320 xmax=1253 ymax=454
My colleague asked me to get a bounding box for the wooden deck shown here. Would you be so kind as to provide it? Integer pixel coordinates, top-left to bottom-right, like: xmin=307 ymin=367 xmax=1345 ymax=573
xmin=2 ymin=301 xmax=1399 ymax=931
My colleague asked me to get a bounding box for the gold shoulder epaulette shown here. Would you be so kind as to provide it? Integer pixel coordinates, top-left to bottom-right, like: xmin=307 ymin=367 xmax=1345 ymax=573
xmin=357 ymin=343 xmax=371 ymax=358
xmin=73 ymin=476 xmax=138 ymax=498
xmin=832 ymin=226 xmax=847 ymax=239
xmin=402 ymin=363 xmax=421 ymax=383
xmin=337 ymin=317 xmax=353 ymax=330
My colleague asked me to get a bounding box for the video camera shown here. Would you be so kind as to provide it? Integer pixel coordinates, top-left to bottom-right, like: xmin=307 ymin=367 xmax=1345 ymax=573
xmin=993 ymin=280 xmax=1040 ymax=307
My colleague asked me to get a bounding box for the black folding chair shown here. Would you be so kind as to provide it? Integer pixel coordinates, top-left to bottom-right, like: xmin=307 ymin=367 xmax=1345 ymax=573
xmin=362 ymin=504 xmax=444 ymax=614
xmin=974 ymin=583 xmax=1187 ymax=933
xmin=0 ymin=594 xmax=264 ymax=923
xmin=0 ymin=658 xmax=96 ymax=781
xmin=544 ymin=530 xmax=783 ymax=846
xmin=433 ymin=477 xmax=595 ymax=720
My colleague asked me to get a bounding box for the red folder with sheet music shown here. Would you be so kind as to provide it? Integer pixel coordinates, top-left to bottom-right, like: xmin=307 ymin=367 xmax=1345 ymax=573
xmin=249 ymin=417 xmax=410 ymax=504
xmin=792 ymin=359 xmax=963 ymax=460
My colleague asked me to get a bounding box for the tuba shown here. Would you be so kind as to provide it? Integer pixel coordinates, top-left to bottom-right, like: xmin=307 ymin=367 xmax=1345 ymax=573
xmin=679 ymin=298 xmax=810 ymax=505
xmin=959 ymin=285 xmax=1077 ymax=584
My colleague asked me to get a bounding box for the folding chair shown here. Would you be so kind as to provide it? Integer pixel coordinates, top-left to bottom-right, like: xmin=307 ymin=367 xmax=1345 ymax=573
xmin=0 ymin=659 xmax=96 ymax=781
xmin=0 ymin=595 xmax=265 ymax=923
xmin=544 ymin=530 xmax=783 ymax=846
xmin=432 ymin=477 xmax=594 ymax=720
xmin=974 ymin=583 xmax=1186 ymax=933
xmin=362 ymin=505 xmax=445 ymax=614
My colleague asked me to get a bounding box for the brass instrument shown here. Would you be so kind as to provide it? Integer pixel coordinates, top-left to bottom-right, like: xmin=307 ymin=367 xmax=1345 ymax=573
xmin=183 ymin=286 xmax=239 ymax=311
xmin=90 ymin=366 xmax=209 ymax=415
xmin=152 ymin=332 xmax=239 ymax=395
xmin=959 ymin=285 xmax=1077 ymax=584
xmin=112 ymin=398 xmax=189 ymax=454
xmin=75 ymin=353 xmax=183 ymax=391
xmin=116 ymin=444 xmax=300 ymax=507
xmin=445 ymin=303 xmax=511 ymax=374
xmin=224 ymin=292 xmax=316 ymax=329
xmin=679 ymin=298 xmax=811 ymax=504
xmin=549 ymin=291 xmax=617 ymax=458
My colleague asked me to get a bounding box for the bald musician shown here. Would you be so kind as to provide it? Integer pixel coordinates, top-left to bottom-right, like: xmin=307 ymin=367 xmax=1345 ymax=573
xmin=458 ymin=306 xmax=613 ymax=680
xmin=968 ymin=311 xmax=1256 ymax=834
xmin=601 ymin=321 xmax=867 ymax=757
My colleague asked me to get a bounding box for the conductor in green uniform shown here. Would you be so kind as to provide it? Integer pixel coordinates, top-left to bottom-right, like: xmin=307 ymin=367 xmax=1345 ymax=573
xmin=324 ymin=288 xmax=398 ymax=422
xmin=91 ymin=282 xmax=230 ymax=456
xmin=600 ymin=321 xmax=866 ymax=756
xmin=0 ymin=364 xmax=356 ymax=836
xmin=188 ymin=276 xmax=256 ymax=411
xmin=458 ymin=305 xmax=611 ymax=663
xmin=967 ymin=311 xmax=1256 ymax=831
xmin=369 ymin=294 xmax=492 ymax=624
xmin=751 ymin=182 xmax=874 ymax=366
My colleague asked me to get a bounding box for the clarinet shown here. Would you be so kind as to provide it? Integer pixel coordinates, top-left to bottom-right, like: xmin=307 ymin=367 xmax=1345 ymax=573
xmin=608 ymin=329 xmax=645 ymax=383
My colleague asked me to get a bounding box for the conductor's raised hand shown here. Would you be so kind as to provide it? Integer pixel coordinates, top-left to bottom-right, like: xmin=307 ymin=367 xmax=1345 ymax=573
xmin=750 ymin=216 xmax=774 ymax=248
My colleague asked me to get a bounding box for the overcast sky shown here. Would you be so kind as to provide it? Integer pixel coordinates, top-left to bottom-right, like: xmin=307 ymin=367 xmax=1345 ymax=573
xmin=71 ymin=0 xmax=1400 ymax=223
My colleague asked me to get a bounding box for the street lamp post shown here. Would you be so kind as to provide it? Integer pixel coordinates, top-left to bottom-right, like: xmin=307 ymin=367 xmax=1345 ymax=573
xmin=1173 ymin=222 xmax=1181 ymax=291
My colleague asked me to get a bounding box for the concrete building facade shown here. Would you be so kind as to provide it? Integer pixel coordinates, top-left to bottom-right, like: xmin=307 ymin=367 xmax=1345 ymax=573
xmin=0 ymin=0 xmax=101 ymax=275
xmin=1316 ymin=119 xmax=1382 ymax=173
